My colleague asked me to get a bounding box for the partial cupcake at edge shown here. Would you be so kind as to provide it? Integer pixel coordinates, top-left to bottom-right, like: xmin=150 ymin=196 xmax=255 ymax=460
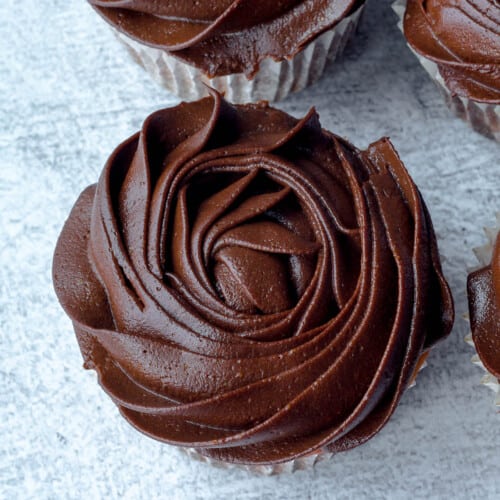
xmin=53 ymin=89 xmax=454 ymax=474
xmin=393 ymin=0 xmax=500 ymax=141
xmin=87 ymin=0 xmax=366 ymax=103
xmin=466 ymin=214 xmax=500 ymax=407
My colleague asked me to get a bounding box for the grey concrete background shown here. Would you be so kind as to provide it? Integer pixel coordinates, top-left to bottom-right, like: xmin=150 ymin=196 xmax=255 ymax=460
xmin=1 ymin=0 xmax=499 ymax=498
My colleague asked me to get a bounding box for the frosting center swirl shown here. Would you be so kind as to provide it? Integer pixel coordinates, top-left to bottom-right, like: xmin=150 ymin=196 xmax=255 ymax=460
xmin=178 ymin=170 xmax=320 ymax=314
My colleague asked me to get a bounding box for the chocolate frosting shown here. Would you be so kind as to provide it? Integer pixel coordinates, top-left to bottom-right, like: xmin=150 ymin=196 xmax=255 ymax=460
xmin=403 ymin=0 xmax=500 ymax=103
xmin=468 ymin=232 xmax=500 ymax=380
xmin=53 ymin=90 xmax=454 ymax=465
xmin=88 ymin=0 xmax=364 ymax=77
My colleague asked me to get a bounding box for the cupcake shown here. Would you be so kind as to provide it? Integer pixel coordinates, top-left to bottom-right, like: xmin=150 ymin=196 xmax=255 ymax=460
xmin=466 ymin=215 xmax=500 ymax=407
xmin=53 ymin=89 xmax=454 ymax=473
xmin=87 ymin=0 xmax=366 ymax=103
xmin=393 ymin=0 xmax=500 ymax=141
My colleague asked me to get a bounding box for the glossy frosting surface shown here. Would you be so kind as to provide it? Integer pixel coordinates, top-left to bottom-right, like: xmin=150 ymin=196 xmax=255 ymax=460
xmin=468 ymin=232 xmax=500 ymax=379
xmin=88 ymin=0 xmax=364 ymax=76
xmin=404 ymin=0 xmax=500 ymax=103
xmin=53 ymin=91 xmax=454 ymax=465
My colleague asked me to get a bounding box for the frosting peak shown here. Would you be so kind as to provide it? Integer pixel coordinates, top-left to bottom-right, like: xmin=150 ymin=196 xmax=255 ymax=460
xmin=53 ymin=91 xmax=454 ymax=465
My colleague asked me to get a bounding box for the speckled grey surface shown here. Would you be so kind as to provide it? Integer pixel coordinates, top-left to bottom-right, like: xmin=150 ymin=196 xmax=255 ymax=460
xmin=1 ymin=1 xmax=499 ymax=499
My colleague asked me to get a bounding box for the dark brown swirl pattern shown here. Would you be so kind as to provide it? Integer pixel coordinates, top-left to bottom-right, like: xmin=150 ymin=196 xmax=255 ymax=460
xmin=468 ymin=233 xmax=500 ymax=380
xmin=404 ymin=0 xmax=500 ymax=103
xmin=88 ymin=0 xmax=365 ymax=77
xmin=53 ymin=91 xmax=454 ymax=465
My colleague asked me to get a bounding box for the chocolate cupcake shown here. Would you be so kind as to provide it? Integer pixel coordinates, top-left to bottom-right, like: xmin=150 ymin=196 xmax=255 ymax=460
xmin=88 ymin=0 xmax=366 ymax=102
xmin=393 ymin=0 xmax=500 ymax=141
xmin=466 ymin=215 xmax=500 ymax=407
xmin=53 ymin=90 xmax=454 ymax=473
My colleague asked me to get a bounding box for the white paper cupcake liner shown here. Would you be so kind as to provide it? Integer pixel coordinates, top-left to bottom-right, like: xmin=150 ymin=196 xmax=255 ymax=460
xmin=392 ymin=0 xmax=500 ymax=142
xmin=177 ymin=350 xmax=430 ymax=475
xmin=113 ymin=5 xmax=364 ymax=103
xmin=464 ymin=213 xmax=500 ymax=407
xmin=181 ymin=447 xmax=331 ymax=476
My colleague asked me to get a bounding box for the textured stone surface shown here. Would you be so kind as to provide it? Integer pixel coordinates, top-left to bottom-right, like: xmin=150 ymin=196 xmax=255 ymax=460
xmin=1 ymin=0 xmax=499 ymax=499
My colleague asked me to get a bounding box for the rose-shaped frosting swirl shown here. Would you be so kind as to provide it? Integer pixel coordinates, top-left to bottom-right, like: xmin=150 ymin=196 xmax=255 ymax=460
xmin=468 ymin=232 xmax=500 ymax=380
xmin=53 ymin=91 xmax=454 ymax=465
xmin=88 ymin=0 xmax=364 ymax=77
xmin=403 ymin=0 xmax=500 ymax=103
